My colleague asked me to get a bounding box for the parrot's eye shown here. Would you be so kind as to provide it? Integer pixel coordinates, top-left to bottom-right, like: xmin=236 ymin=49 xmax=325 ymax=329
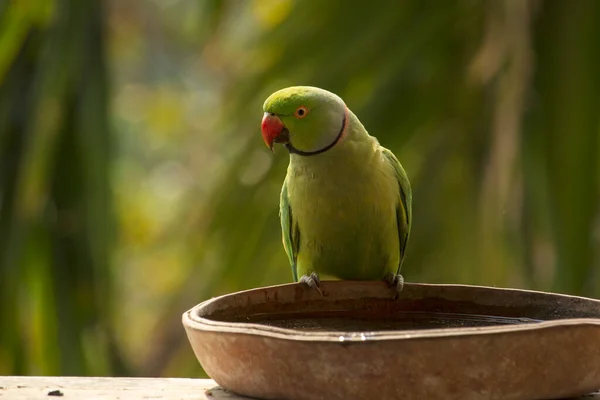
xmin=294 ymin=106 xmax=309 ymax=119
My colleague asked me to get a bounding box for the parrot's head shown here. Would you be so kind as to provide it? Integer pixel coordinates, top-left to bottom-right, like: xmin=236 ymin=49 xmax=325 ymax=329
xmin=261 ymin=86 xmax=348 ymax=156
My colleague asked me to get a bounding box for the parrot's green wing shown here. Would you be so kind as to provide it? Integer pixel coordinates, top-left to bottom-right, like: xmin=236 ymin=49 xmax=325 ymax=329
xmin=382 ymin=147 xmax=412 ymax=273
xmin=280 ymin=179 xmax=300 ymax=281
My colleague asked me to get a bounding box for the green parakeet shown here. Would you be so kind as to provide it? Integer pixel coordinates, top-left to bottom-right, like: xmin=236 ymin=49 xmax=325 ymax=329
xmin=261 ymin=86 xmax=411 ymax=294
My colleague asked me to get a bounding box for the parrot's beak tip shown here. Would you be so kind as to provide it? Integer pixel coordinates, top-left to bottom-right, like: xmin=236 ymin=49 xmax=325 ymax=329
xmin=261 ymin=112 xmax=285 ymax=153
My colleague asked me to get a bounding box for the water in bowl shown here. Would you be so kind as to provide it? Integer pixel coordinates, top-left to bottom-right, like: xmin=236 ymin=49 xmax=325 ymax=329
xmin=224 ymin=310 xmax=542 ymax=332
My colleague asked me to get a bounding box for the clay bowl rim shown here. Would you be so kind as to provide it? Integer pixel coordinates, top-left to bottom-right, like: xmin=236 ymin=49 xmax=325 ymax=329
xmin=182 ymin=281 xmax=600 ymax=342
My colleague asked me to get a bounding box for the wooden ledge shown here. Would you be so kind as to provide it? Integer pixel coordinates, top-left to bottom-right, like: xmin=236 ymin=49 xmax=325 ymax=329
xmin=0 ymin=376 xmax=598 ymax=399
xmin=0 ymin=377 xmax=247 ymax=399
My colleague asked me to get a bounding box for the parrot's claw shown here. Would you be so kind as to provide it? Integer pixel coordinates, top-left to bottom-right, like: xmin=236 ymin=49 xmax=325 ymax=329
xmin=299 ymin=272 xmax=323 ymax=296
xmin=384 ymin=273 xmax=404 ymax=299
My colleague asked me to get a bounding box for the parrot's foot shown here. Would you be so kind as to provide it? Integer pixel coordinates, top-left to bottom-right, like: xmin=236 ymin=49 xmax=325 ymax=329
xmin=299 ymin=272 xmax=323 ymax=296
xmin=384 ymin=273 xmax=404 ymax=299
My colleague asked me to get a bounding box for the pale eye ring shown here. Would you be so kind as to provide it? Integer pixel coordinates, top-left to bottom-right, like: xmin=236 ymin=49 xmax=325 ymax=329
xmin=295 ymin=106 xmax=309 ymax=119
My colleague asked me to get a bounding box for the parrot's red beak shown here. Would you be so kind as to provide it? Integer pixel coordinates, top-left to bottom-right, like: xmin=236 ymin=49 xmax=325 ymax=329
xmin=261 ymin=112 xmax=285 ymax=151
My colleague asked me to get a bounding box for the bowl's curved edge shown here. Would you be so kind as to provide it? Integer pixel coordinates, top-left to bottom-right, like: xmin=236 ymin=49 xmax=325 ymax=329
xmin=183 ymin=307 xmax=600 ymax=341
xmin=191 ymin=280 xmax=600 ymax=303
xmin=181 ymin=281 xmax=600 ymax=342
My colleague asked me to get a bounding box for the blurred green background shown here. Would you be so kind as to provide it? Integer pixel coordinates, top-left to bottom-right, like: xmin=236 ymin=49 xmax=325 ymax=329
xmin=1 ymin=0 xmax=599 ymax=378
